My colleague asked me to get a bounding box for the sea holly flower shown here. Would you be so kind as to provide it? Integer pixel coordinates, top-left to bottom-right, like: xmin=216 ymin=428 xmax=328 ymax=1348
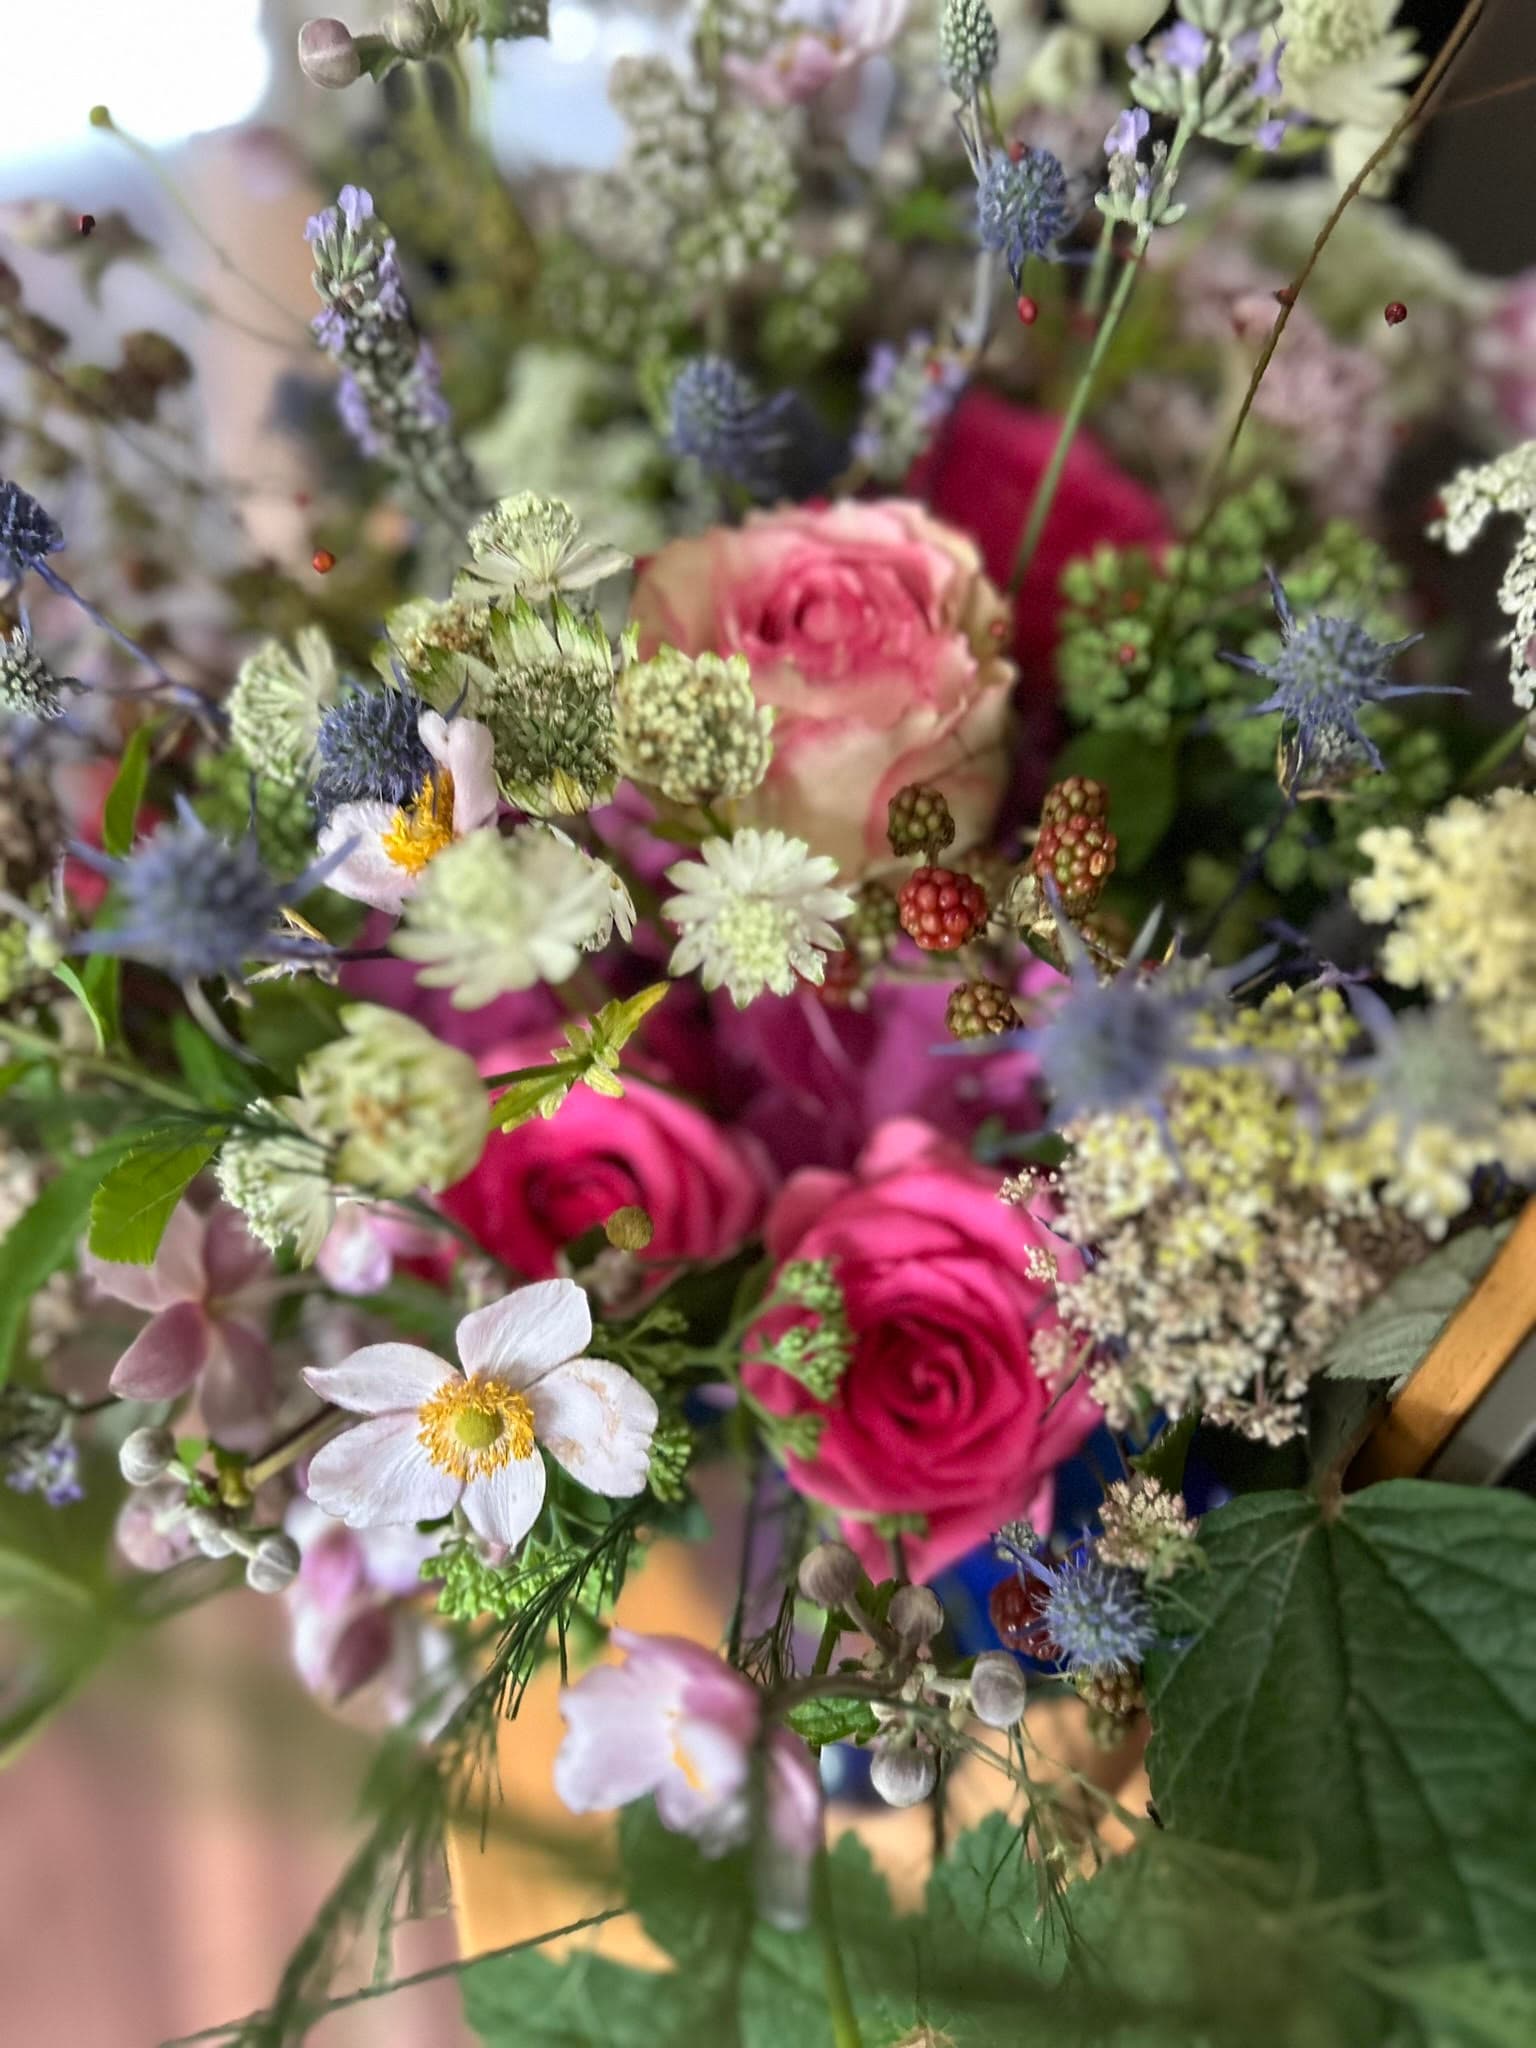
xmin=84 ymin=1202 xmax=277 ymax=1445
xmin=976 ymin=147 xmax=1075 ymax=282
xmin=302 ymin=1278 xmax=657 ymax=1544
xmin=554 ymin=1629 xmax=822 ymax=1927
xmin=316 ymin=708 xmax=499 ymax=913
xmin=993 ymin=1533 xmax=1158 ymax=1676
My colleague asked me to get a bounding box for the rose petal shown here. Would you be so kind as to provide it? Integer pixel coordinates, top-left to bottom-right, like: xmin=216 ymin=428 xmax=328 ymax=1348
xmin=304 ymin=1413 xmax=460 ymax=1529
xmin=305 ymin=1343 xmax=456 ymax=1415
xmin=109 ymin=1299 xmax=210 ymax=1400
xmin=529 ymin=1359 xmax=657 ymax=1498
xmin=460 ymin=1452 xmax=546 ymax=1547
xmin=456 ymin=1279 xmax=591 ymax=1385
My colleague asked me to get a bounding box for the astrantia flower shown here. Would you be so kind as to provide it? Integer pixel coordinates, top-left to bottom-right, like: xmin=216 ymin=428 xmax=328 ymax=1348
xmin=555 ymin=1628 xmax=821 ymax=1928
xmin=228 ymin=626 xmax=339 ymax=788
xmin=316 ymin=709 xmax=499 ymax=914
xmin=392 ymin=825 xmax=618 ymax=1008
xmin=976 ymin=147 xmax=1074 ymax=281
xmin=1430 ymin=442 xmax=1536 ymax=711
xmin=664 ymin=829 xmax=855 ymax=1008
xmin=613 ymin=646 xmax=774 ymax=806
xmin=0 ymin=477 xmax=65 ymax=586
xmin=455 ymin=493 xmax=630 ymax=606
xmin=1278 ymin=0 xmax=1420 ymax=186
xmin=312 ymin=680 xmax=435 ymax=821
xmin=0 ymin=623 xmax=67 ymax=721
xmin=1222 ymin=571 xmax=1451 ymax=793
xmin=297 ymin=1005 xmax=488 ymax=1197
xmin=70 ymin=799 xmax=342 ymax=987
xmin=302 ymin=1278 xmax=657 ymax=1546
xmin=473 ymin=598 xmax=623 ymax=814
xmin=668 ymin=357 xmax=793 ymax=498
xmin=215 ymin=1098 xmax=336 ymax=1265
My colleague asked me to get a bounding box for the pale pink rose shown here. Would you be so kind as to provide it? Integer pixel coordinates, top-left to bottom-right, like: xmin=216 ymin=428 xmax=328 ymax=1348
xmin=84 ymin=1201 xmax=276 ymax=1446
xmin=724 ymin=0 xmax=907 ymax=108
xmin=555 ymin=1628 xmax=822 ymax=1926
xmin=629 ymin=499 xmax=1015 ymax=875
xmin=743 ymin=1119 xmax=1100 ymax=1581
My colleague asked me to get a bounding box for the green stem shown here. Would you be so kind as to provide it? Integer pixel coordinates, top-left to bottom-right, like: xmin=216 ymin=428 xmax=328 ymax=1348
xmin=0 ymin=1018 xmax=201 ymax=1111
xmin=242 ymin=1406 xmax=348 ymax=1491
xmin=1082 ymin=213 xmax=1116 ymax=321
xmin=813 ymin=1851 xmax=864 ymax=2048
xmin=1463 ymin=712 xmax=1529 ymax=789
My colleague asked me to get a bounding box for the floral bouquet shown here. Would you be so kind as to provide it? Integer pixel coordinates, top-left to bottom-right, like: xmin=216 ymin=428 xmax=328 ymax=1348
xmin=2 ymin=0 xmax=1535 ymax=2041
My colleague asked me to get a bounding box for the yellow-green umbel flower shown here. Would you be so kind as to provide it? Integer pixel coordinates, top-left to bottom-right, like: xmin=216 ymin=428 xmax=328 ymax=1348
xmin=614 ymin=646 xmax=773 ymax=807
xmin=297 ymin=1005 xmax=488 ymax=1197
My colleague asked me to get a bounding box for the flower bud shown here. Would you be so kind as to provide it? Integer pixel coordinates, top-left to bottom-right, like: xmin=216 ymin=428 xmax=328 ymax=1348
xmin=870 ymin=1740 xmax=938 ymax=1809
xmin=888 ymin=1583 xmax=944 ymax=1645
xmin=246 ymin=1530 xmax=302 ymax=1595
xmin=118 ymin=1425 xmax=177 ymax=1487
xmin=969 ymin=1650 xmax=1028 ymax=1728
xmin=298 ymin=17 xmax=362 ymax=88
xmin=384 ymin=0 xmax=439 ymax=57
xmin=797 ymin=1541 xmax=862 ymax=1611
xmin=604 ymin=1204 xmax=654 ymax=1252
xmin=186 ymin=1504 xmax=235 ymax=1558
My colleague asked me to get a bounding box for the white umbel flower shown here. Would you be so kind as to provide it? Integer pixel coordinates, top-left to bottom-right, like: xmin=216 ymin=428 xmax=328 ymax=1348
xmin=393 ymin=824 xmax=618 ymax=1007
xmin=663 ymin=828 xmax=854 ymax=1007
xmin=1277 ymin=0 xmax=1421 ymax=189
xmin=302 ymin=1278 xmax=657 ymax=1545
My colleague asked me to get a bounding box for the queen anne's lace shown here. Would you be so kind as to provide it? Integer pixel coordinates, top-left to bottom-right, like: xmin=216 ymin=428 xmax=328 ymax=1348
xmin=1432 ymin=443 xmax=1536 ymax=708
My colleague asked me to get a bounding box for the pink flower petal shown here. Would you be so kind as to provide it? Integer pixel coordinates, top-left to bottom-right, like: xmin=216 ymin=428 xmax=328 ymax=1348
xmin=529 ymin=1359 xmax=657 ymax=1498
xmin=460 ymin=1453 xmax=546 ymax=1546
xmin=318 ymin=802 xmax=416 ymax=913
xmin=108 ymin=1299 xmax=210 ymax=1400
xmin=305 ymin=1412 xmax=460 ymax=1529
xmin=86 ymin=1200 xmax=207 ymax=1313
xmin=554 ymin=1660 xmax=676 ymax=1813
xmin=425 ymin=713 xmax=498 ymax=837
xmin=455 ymin=1279 xmax=591 ymax=1385
xmin=305 ymin=1343 xmax=456 ymax=1414
xmin=200 ymin=1318 xmax=276 ymax=1447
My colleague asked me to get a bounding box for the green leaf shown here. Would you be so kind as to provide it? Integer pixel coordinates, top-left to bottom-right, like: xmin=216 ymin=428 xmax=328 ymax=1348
xmin=489 ymin=1064 xmax=578 ymax=1131
xmin=782 ymin=1695 xmax=880 ymax=1746
xmin=1130 ymin=1409 xmax=1200 ymax=1493
xmin=1324 ymin=1226 xmax=1510 ymax=1382
xmin=0 ymin=1137 xmax=138 ymax=1386
xmin=1391 ymin=1964 xmax=1536 ymax=2047
xmin=49 ymin=962 xmax=109 ymax=1052
xmin=87 ymin=1131 xmax=223 ymax=1264
xmin=1145 ymin=1482 xmax=1536 ymax=1972
xmin=170 ymin=1014 xmax=260 ymax=1110
xmin=1051 ymin=727 xmax=1179 ymax=876
xmin=101 ymin=721 xmax=154 ymax=856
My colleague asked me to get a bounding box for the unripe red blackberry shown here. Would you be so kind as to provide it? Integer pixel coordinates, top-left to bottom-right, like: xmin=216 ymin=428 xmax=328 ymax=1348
xmin=988 ymin=1572 xmax=1044 ymax=1650
xmin=945 ymin=979 xmax=1021 ymax=1039
xmin=814 ymin=946 xmax=865 ymax=1008
xmin=887 ymin=782 xmax=955 ymax=858
xmin=1039 ymin=775 xmax=1109 ymax=827
xmin=897 ymin=866 xmax=987 ymax=951
xmin=846 ymin=879 xmax=902 ymax=964
xmin=1031 ymin=809 xmax=1118 ymax=913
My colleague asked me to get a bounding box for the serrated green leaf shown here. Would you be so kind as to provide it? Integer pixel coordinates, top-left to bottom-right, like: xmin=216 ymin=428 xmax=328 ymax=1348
xmin=1146 ymin=1482 xmax=1536 ymax=1972
xmin=48 ymin=963 xmax=109 ymax=1052
xmin=1324 ymin=1226 xmax=1510 ymax=1382
xmin=490 ymin=1065 xmax=576 ymax=1131
xmin=0 ymin=1137 xmax=138 ymax=1386
xmin=87 ymin=1133 xmax=223 ymax=1264
xmin=782 ymin=1695 xmax=880 ymax=1746
xmin=101 ymin=722 xmax=154 ymax=857
xmin=594 ymin=982 xmax=668 ymax=1053
xmin=171 ymin=1014 xmax=260 ymax=1110
xmin=1392 ymin=1963 xmax=1536 ymax=2047
xmin=1131 ymin=1409 xmax=1200 ymax=1493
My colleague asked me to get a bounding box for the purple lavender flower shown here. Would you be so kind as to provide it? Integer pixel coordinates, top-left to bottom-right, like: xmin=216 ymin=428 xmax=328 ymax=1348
xmin=337 ymin=184 xmax=373 ymax=231
xmin=336 ymin=371 xmax=386 ymax=457
xmin=1155 ymin=22 xmax=1211 ymax=75
xmin=1104 ymin=107 xmax=1150 ymax=159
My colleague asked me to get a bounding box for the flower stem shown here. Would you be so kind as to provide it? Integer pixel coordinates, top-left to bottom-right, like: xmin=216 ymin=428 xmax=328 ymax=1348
xmin=0 ymin=1017 xmax=202 ymax=1111
xmin=813 ymin=1851 xmax=864 ymax=2048
xmin=243 ymin=1406 xmax=347 ymax=1491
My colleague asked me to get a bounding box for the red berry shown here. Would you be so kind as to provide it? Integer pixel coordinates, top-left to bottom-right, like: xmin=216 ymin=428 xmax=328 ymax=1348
xmin=1032 ymin=810 xmax=1118 ymax=914
xmin=78 ymin=213 xmax=96 ymax=237
xmin=311 ymin=547 xmax=336 ymax=574
xmin=1272 ymin=285 xmax=1296 ymax=307
xmin=1008 ymin=139 xmax=1026 ymax=162
xmin=989 ymin=1575 xmax=1045 ymax=1650
xmin=1384 ymin=300 xmax=1408 ymax=326
xmin=1016 ymin=294 xmax=1039 ymax=326
xmin=814 ymin=948 xmax=863 ymax=1009
xmin=897 ymin=866 xmax=988 ymax=952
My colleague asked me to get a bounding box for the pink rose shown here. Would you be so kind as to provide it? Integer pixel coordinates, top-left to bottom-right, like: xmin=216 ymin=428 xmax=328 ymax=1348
xmin=629 ymin=499 xmax=1015 ymax=875
xmin=439 ymin=1031 xmax=774 ymax=1282
xmin=743 ymin=1119 xmax=1099 ymax=1580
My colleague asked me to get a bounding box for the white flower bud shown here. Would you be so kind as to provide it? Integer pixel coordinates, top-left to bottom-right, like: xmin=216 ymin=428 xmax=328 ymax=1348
xmin=298 ymin=18 xmax=361 ymax=89
xmin=245 ymin=1531 xmax=302 ymax=1595
xmin=384 ymin=1 xmax=439 ymax=57
xmin=797 ymin=1541 xmax=862 ymax=1610
xmin=969 ymin=1651 xmax=1029 ymax=1729
xmin=888 ymin=1583 xmax=944 ymax=1645
xmin=118 ymin=1425 xmax=178 ymax=1487
xmin=186 ymin=1505 xmax=235 ymax=1558
xmin=870 ymin=1740 xmax=938 ymax=1810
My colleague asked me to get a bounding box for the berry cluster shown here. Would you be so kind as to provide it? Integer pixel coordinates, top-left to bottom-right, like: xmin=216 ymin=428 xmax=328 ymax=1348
xmin=945 ymin=979 xmax=1021 ymax=1040
xmin=887 ymin=782 xmax=955 ymax=859
xmin=1031 ymin=777 xmax=1117 ymax=913
xmin=898 ymin=866 xmax=988 ymax=951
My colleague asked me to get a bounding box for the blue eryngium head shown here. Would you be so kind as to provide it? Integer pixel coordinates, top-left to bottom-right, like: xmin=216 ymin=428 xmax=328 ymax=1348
xmin=1223 ymin=571 xmax=1459 ymax=796
xmin=995 ymin=1533 xmax=1158 ymax=1676
xmin=668 ymin=357 xmax=792 ymax=498
xmin=0 ymin=479 xmax=65 ymax=586
xmin=312 ymin=679 xmax=433 ymax=819
xmin=976 ymin=147 xmax=1073 ymax=280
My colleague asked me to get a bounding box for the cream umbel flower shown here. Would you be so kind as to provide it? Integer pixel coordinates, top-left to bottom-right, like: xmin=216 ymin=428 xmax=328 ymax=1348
xmin=663 ymin=828 xmax=855 ymax=1007
xmin=317 ymin=709 xmax=500 ymax=913
xmin=302 ymin=1279 xmax=657 ymax=1545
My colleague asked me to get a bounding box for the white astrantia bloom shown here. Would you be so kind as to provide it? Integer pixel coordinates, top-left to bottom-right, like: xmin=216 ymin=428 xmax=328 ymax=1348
xmin=1276 ymin=0 xmax=1421 ymax=189
xmin=455 ymin=492 xmax=632 ymax=606
xmin=302 ymin=1278 xmax=657 ymax=1544
xmin=317 ymin=709 xmax=500 ymax=913
xmin=663 ymin=828 xmax=855 ymax=1008
xmin=392 ymin=823 xmax=619 ymax=1007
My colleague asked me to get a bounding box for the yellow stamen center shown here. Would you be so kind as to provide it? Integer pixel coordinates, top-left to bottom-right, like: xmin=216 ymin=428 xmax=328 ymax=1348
xmin=382 ymin=770 xmax=455 ymax=874
xmin=417 ymin=1373 xmax=536 ymax=1482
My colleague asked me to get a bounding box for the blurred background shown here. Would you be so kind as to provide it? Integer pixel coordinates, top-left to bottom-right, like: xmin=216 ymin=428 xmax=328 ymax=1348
xmin=3 ymin=2 xmax=1534 ymax=2042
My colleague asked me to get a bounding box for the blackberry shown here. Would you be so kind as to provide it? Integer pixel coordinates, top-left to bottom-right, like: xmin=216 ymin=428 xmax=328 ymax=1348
xmin=887 ymin=782 xmax=955 ymax=859
xmin=898 ymin=866 xmax=988 ymax=951
xmin=945 ymin=979 xmax=1021 ymax=1039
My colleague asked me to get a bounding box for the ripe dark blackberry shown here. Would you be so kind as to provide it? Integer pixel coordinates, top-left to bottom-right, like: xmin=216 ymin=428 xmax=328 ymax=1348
xmin=887 ymin=782 xmax=955 ymax=859
xmin=945 ymin=979 xmax=1021 ymax=1039
xmin=1031 ymin=810 xmax=1118 ymax=913
xmin=897 ymin=866 xmax=987 ymax=951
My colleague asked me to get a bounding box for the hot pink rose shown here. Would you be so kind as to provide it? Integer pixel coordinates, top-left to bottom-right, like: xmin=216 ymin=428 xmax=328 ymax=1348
xmin=439 ymin=1031 xmax=774 ymax=1283
xmin=629 ymin=499 xmax=1015 ymax=875
xmin=743 ymin=1119 xmax=1099 ymax=1580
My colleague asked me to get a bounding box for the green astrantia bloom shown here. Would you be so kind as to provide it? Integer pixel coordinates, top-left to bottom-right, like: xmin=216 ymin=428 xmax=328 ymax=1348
xmin=613 ymin=646 xmax=773 ymax=807
xmin=473 ymin=596 xmax=632 ymax=814
xmin=227 ymin=625 xmax=339 ymax=787
xmin=454 ymin=491 xmax=630 ymax=607
xmin=214 ymin=1097 xmax=336 ymax=1264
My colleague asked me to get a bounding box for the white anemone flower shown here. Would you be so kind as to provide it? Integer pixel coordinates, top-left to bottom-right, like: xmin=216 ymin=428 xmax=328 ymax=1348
xmin=316 ymin=709 xmax=500 ymax=913
xmin=663 ymin=827 xmax=855 ymax=1007
xmin=302 ymin=1279 xmax=657 ymax=1545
